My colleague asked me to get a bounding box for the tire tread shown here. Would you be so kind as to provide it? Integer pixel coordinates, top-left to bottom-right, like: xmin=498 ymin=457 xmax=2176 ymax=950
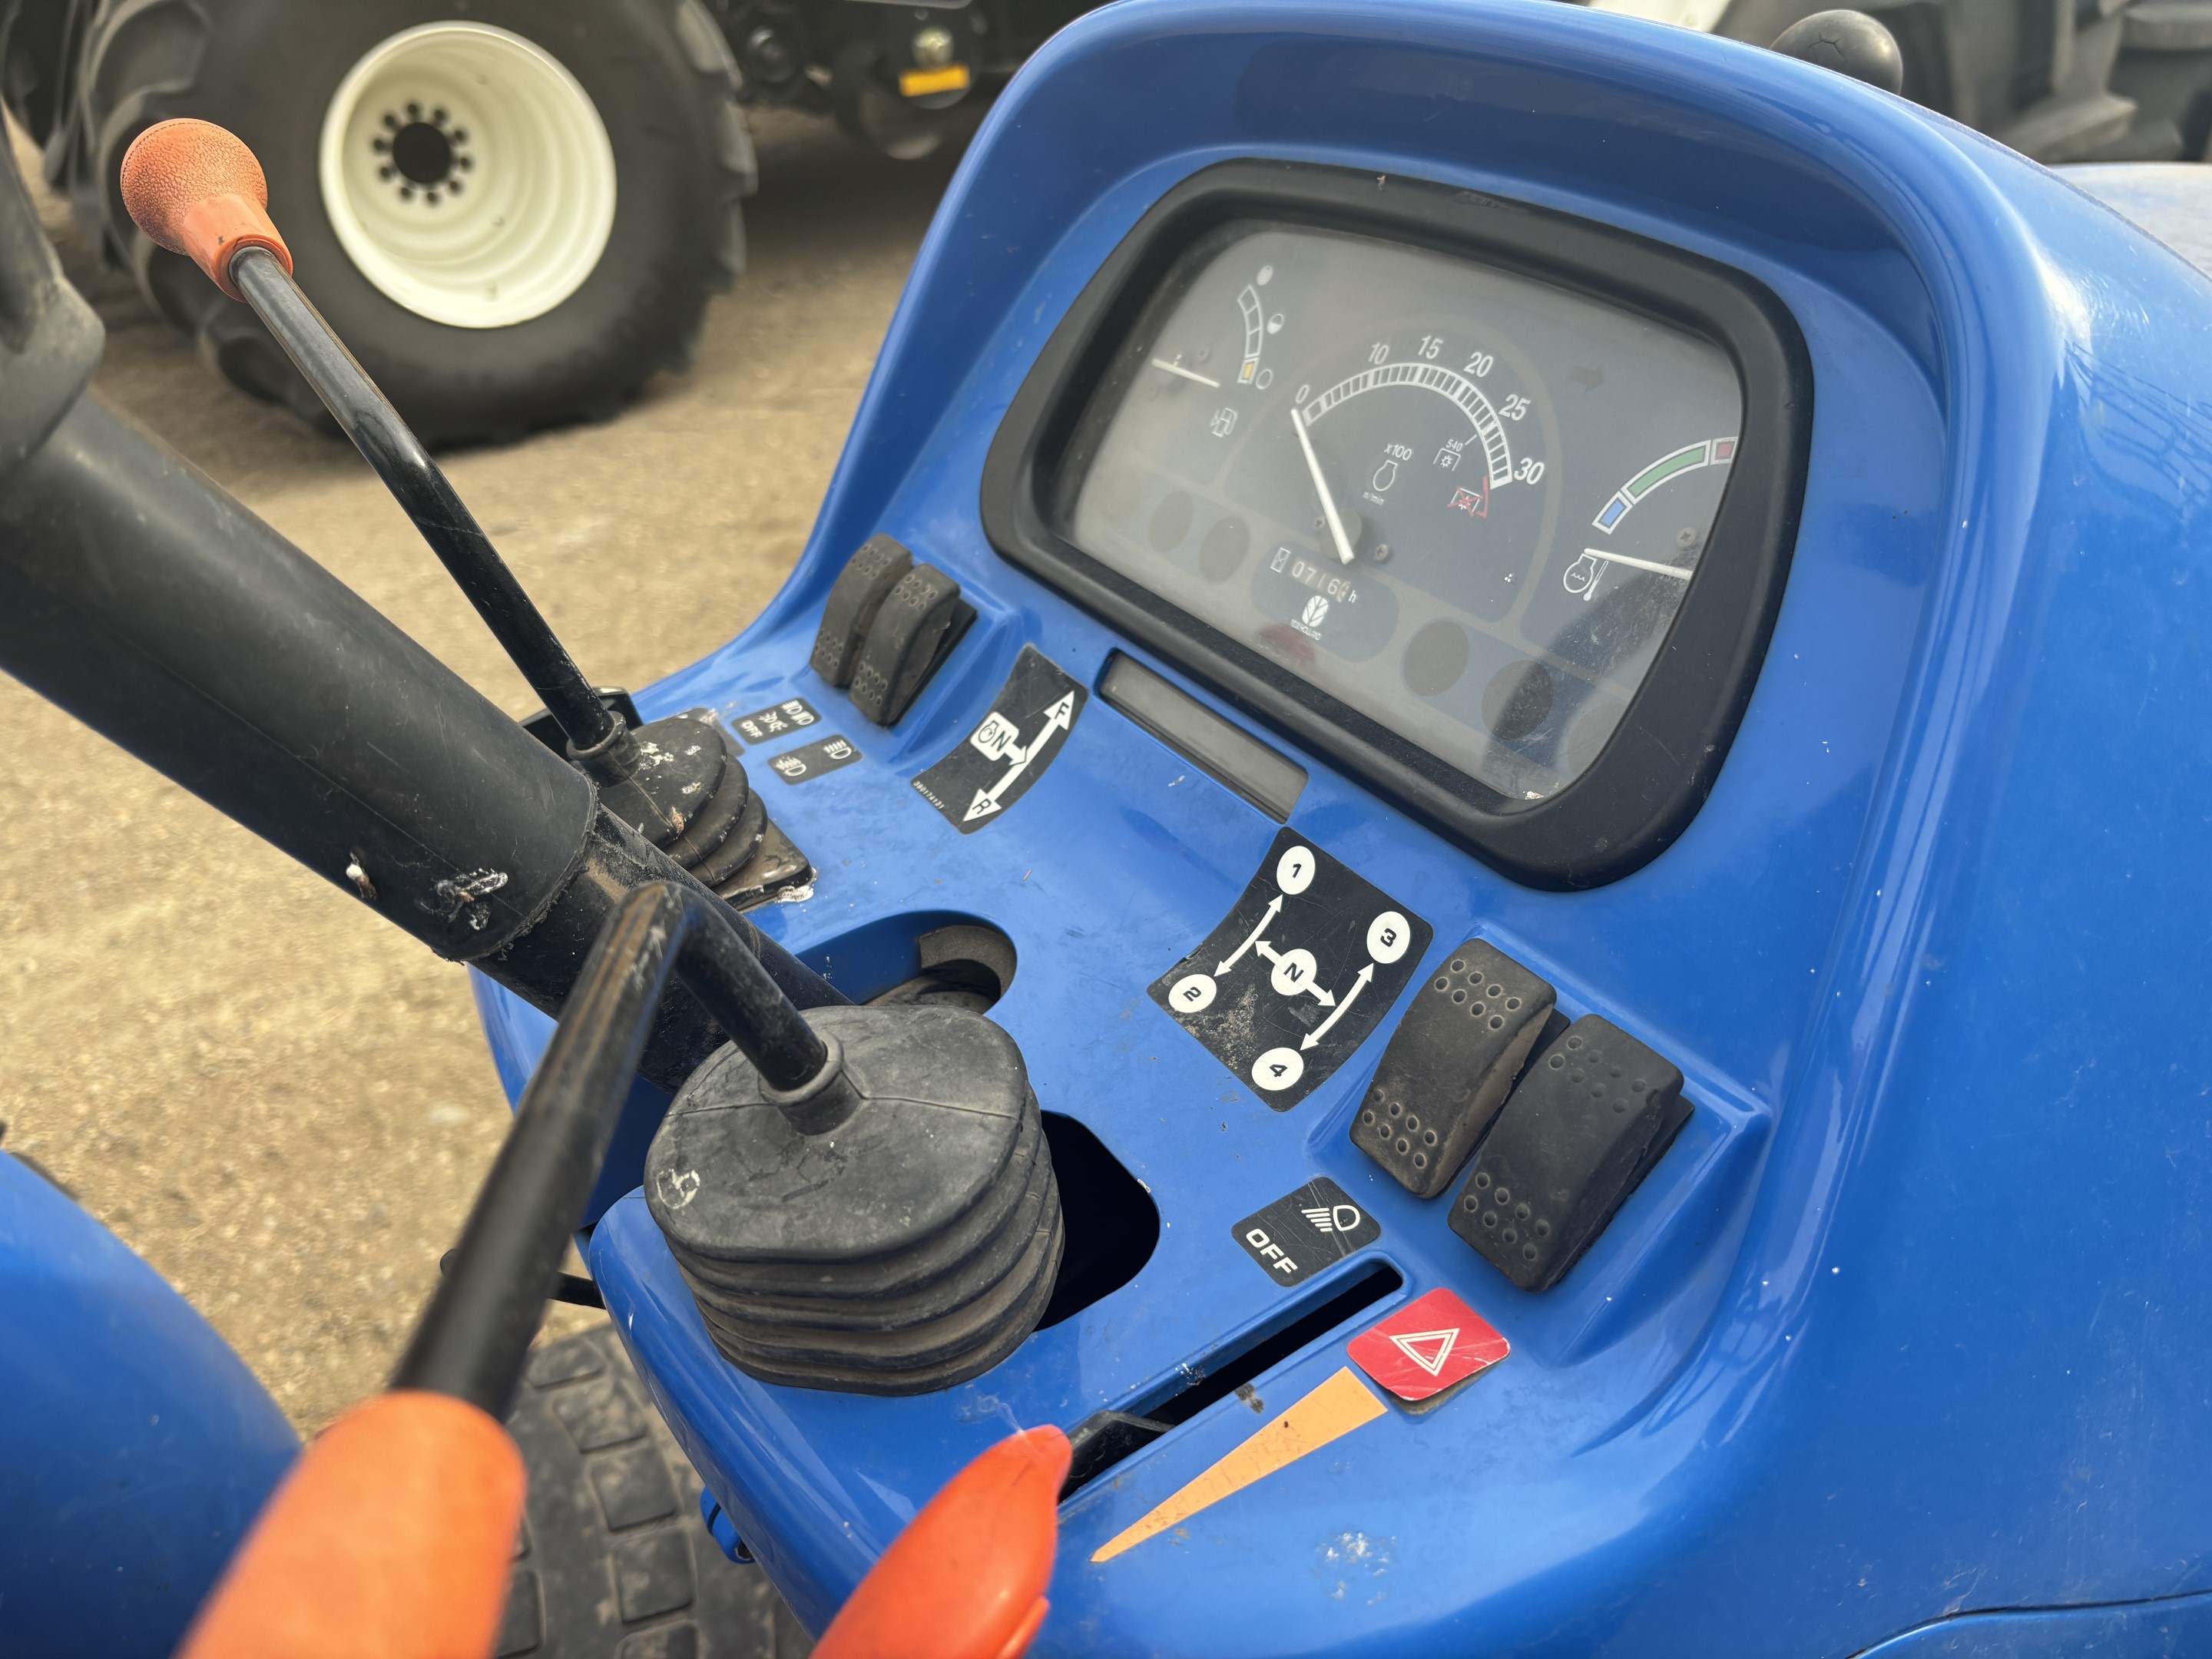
xmin=501 ymin=1326 xmax=813 ymax=1658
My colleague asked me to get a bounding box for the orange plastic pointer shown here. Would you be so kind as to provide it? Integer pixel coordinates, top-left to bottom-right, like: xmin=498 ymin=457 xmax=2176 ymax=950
xmin=118 ymin=118 xmax=291 ymax=300
xmin=174 ymin=1391 xmax=524 ymax=1659
xmin=816 ymin=1425 xmax=1071 ymax=1659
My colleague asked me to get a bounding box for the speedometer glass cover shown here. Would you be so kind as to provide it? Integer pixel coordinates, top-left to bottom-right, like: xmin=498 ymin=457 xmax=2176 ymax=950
xmin=984 ymin=164 xmax=1809 ymax=886
xmin=1071 ymin=224 xmax=1741 ymax=804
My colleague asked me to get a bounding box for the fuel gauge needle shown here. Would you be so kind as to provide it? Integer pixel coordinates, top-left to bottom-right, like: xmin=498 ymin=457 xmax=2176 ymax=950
xmin=1292 ymin=405 xmax=1358 ymax=565
xmin=1149 ymin=356 xmax=1220 ymax=388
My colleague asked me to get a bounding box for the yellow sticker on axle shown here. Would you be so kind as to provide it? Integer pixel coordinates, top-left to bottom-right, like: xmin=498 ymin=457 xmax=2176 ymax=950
xmin=899 ymin=65 xmax=972 ymax=97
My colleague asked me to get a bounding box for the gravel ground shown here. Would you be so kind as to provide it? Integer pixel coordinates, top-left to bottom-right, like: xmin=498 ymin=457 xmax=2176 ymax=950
xmin=0 ymin=109 xmax=957 ymax=1429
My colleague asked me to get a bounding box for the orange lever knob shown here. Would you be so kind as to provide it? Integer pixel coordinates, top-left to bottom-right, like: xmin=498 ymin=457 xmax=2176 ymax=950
xmin=815 ymin=1425 xmax=1071 ymax=1659
xmin=175 ymin=1390 xmax=524 ymax=1659
xmin=119 ymin=118 xmax=291 ymax=300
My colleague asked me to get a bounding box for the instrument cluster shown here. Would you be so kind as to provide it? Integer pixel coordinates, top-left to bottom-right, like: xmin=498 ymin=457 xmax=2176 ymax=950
xmin=1065 ymin=222 xmax=1742 ymax=803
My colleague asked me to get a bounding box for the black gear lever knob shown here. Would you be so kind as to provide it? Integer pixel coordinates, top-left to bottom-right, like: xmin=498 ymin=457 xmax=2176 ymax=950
xmin=1771 ymin=9 xmax=1905 ymax=95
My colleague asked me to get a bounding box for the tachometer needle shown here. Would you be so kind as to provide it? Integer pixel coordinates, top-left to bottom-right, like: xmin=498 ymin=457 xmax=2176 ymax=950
xmin=1292 ymin=406 xmax=1358 ymax=566
xmin=1149 ymin=356 xmax=1220 ymax=388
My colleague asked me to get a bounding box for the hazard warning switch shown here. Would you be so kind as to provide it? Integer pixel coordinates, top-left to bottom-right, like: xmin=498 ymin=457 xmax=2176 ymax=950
xmin=1347 ymin=1286 xmax=1509 ymax=1406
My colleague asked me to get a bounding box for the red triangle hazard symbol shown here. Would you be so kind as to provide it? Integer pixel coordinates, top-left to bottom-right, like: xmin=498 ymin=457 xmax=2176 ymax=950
xmin=1348 ymin=1289 xmax=1507 ymax=1405
xmin=1386 ymin=1327 xmax=1458 ymax=1377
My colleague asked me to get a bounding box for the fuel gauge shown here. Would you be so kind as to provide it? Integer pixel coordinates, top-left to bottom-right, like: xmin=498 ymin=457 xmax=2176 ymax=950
xmin=1134 ymin=254 xmax=1286 ymax=442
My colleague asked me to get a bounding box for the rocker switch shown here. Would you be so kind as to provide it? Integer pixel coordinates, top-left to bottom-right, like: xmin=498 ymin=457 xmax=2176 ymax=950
xmin=849 ymin=562 xmax=974 ymax=725
xmin=810 ymin=535 xmax=912 ymax=688
xmin=1351 ymin=940 xmax=1554 ymax=1197
xmin=1451 ymin=1015 xmax=1690 ymax=1293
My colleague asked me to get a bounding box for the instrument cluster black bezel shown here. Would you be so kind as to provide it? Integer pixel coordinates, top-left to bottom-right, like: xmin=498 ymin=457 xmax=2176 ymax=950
xmin=979 ymin=160 xmax=1811 ymax=889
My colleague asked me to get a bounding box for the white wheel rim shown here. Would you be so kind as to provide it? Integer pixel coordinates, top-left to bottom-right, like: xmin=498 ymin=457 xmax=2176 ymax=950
xmin=318 ymin=22 xmax=617 ymax=329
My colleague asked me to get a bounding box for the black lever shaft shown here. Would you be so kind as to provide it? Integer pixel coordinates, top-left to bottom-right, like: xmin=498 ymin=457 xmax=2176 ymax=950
xmin=0 ymin=394 xmax=846 ymax=1091
xmin=394 ymin=882 xmax=839 ymax=1417
xmin=230 ymin=245 xmax=621 ymax=757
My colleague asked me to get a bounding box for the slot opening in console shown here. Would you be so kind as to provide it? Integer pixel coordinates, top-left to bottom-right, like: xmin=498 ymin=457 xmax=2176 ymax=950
xmin=816 ymin=912 xmax=1017 ymax=1007
xmin=1060 ymin=1259 xmax=1403 ymax=1498
xmin=1038 ymin=1113 xmax=1159 ymax=1330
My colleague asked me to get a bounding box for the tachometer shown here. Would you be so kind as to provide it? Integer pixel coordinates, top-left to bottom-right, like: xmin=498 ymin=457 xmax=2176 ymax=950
xmin=1284 ymin=338 xmax=1553 ymax=625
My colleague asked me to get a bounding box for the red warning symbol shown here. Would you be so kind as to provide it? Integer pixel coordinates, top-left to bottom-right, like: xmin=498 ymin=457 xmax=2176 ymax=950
xmin=1389 ymin=1329 xmax=1458 ymax=1375
xmin=1346 ymin=1287 xmax=1508 ymax=1403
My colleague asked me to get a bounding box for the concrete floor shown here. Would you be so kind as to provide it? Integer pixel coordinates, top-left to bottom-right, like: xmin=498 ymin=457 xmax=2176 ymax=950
xmin=0 ymin=110 xmax=959 ymax=1429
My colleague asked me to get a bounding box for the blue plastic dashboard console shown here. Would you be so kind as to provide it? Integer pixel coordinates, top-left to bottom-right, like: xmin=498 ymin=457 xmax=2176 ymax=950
xmin=475 ymin=2 xmax=2212 ymax=1651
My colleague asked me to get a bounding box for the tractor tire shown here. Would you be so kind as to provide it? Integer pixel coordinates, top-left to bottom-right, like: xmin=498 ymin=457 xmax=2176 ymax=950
xmin=66 ymin=0 xmax=755 ymax=445
xmin=503 ymin=1326 xmax=814 ymax=1658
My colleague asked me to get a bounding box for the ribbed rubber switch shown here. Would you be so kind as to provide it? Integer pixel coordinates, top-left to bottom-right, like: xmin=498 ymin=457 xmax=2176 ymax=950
xmin=1351 ymin=940 xmax=1554 ymax=1197
xmin=849 ymin=563 xmax=972 ymax=725
xmin=810 ymin=535 xmax=912 ymax=688
xmin=1450 ymin=1015 xmax=1690 ymax=1293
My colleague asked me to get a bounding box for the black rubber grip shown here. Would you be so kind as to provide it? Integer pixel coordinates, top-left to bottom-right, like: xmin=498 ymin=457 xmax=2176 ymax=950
xmin=1352 ymin=940 xmax=1555 ymax=1198
xmin=810 ymin=535 xmax=912 ymax=687
xmin=1450 ymin=1015 xmax=1689 ymax=1292
xmin=849 ymin=562 xmax=970 ymax=725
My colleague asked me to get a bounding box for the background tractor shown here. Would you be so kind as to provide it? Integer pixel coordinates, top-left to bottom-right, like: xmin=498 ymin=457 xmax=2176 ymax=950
xmin=0 ymin=0 xmax=756 ymax=445
xmin=9 ymin=0 xmax=2203 ymax=450
xmin=1593 ymin=0 xmax=2212 ymax=161
xmin=0 ymin=0 xmax=1091 ymax=446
